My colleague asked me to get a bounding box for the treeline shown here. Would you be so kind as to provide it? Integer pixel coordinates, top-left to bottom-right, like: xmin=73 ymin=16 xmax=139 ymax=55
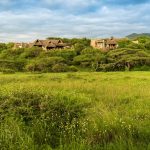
xmin=0 ymin=36 xmax=150 ymax=73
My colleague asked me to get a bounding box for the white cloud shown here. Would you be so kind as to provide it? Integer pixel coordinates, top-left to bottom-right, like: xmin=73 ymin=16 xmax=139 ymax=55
xmin=0 ymin=2 xmax=150 ymax=42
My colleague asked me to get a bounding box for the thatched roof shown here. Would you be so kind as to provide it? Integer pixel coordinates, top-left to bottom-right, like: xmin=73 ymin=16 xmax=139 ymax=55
xmin=33 ymin=39 xmax=66 ymax=48
xmin=46 ymin=42 xmax=56 ymax=48
xmin=49 ymin=40 xmax=62 ymax=44
xmin=106 ymin=39 xmax=117 ymax=45
xmin=33 ymin=39 xmax=43 ymax=46
xmin=106 ymin=37 xmax=117 ymax=45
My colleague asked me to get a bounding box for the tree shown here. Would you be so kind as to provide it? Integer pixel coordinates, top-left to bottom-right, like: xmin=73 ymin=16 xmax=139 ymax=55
xmin=74 ymin=43 xmax=86 ymax=55
xmin=0 ymin=43 xmax=7 ymax=52
xmin=6 ymin=42 xmax=14 ymax=49
xmin=145 ymin=42 xmax=150 ymax=50
xmin=106 ymin=48 xmax=150 ymax=71
xmin=20 ymin=47 xmax=42 ymax=58
xmin=127 ymin=43 xmax=145 ymax=49
xmin=118 ymin=39 xmax=132 ymax=48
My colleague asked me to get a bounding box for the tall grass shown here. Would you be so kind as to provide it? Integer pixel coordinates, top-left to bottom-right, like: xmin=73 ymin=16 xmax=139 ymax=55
xmin=0 ymin=72 xmax=150 ymax=149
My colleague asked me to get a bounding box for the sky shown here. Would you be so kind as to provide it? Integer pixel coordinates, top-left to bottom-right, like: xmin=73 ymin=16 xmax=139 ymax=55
xmin=0 ymin=0 xmax=150 ymax=42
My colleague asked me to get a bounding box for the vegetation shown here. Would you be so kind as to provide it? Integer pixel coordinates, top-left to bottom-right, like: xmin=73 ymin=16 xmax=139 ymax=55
xmin=0 ymin=36 xmax=150 ymax=73
xmin=0 ymin=36 xmax=149 ymax=149
xmin=126 ymin=33 xmax=150 ymax=39
xmin=0 ymin=72 xmax=150 ymax=149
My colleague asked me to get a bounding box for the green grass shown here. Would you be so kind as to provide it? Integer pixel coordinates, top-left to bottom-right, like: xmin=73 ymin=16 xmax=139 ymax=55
xmin=0 ymin=72 xmax=150 ymax=150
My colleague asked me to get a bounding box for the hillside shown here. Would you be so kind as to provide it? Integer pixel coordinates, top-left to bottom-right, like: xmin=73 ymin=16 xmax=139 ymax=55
xmin=0 ymin=36 xmax=150 ymax=73
xmin=127 ymin=33 xmax=150 ymax=39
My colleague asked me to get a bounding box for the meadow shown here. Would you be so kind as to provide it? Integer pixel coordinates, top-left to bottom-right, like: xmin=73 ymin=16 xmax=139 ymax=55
xmin=0 ymin=72 xmax=150 ymax=150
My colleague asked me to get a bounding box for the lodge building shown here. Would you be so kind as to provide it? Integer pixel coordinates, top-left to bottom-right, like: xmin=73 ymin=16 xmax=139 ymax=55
xmin=90 ymin=37 xmax=119 ymax=51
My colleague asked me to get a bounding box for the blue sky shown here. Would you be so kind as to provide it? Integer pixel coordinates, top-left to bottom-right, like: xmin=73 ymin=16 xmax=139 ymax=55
xmin=0 ymin=0 xmax=150 ymax=42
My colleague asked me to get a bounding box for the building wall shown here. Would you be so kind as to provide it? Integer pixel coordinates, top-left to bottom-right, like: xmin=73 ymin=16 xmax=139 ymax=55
xmin=91 ymin=38 xmax=118 ymax=51
xmin=90 ymin=39 xmax=105 ymax=49
xmin=90 ymin=40 xmax=97 ymax=48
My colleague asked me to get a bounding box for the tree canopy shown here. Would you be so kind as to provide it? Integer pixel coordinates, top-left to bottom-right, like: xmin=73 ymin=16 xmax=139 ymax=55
xmin=0 ymin=37 xmax=150 ymax=73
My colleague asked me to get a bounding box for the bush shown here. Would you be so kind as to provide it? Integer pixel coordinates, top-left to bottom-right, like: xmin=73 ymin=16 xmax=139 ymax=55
xmin=0 ymin=59 xmax=26 ymax=71
xmin=0 ymin=89 xmax=89 ymax=148
xmin=127 ymin=43 xmax=145 ymax=49
xmin=25 ymin=63 xmax=36 ymax=72
xmin=0 ymin=43 xmax=7 ymax=52
xmin=132 ymin=65 xmax=150 ymax=71
xmin=68 ymin=66 xmax=78 ymax=72
xmin=52 ymin=63 xmax=68 ymax=72
xmin=25 ymin=57 xmax=65 ymax=72
xmin=73 ymin=54 xmax=94 ymax=66
xmin=145 ymin=41 xmax=150 ymax=50
xmin=98 ymin=63 xmax=116 ymax=72
xmin=74 ymin=43 xmax=86 ymax=55
xmin=20 ymin=47 xmax=42 ymax=58
xmin=1 ymin=68 xmax=15 ymax=74
xmin=43 ymin=49 xmax=77 ymax=63
xmin=118 ymin=39 xmax=132 ymax=48
xmin=25 ymin=60 xmax=48 ymax=72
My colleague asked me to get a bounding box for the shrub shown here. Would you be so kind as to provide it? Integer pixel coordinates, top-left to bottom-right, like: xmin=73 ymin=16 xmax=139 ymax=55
xmin=20 ymin=47 xmax=42 ymax=58
xmin=68 ymin=65 xmax=78 ymax=72
xmin=43 ymin=49 xmax=76 ymax=63
xmin=52 ymin=63 xmax=68 ymax=72
xmin=127 ymin=43 xmax=145 ymax=49
xmin=0 ymin=89 xmax=89 ymax=148
xmin=0 ymin=43 xmax=7 ymax=52
xmin=1 ymin=69 xmax=15 ymax=74
xmin=0 ymin=59 xmax=26 ymax=71
xmin=118 ymin=39 xmax=132 ymax=48
xmin=25 ymin=60 xmax=47 ymax=72
xmin=43 ymin=57 xmax=65 ymax=65
xmin=25 ymin=57 xmax=65 ymax=72
xmin=81 ymin=47 xmax=100 ymax=55
xmin=25 ymin=63 xmax=36 ymax=72
xmin=145 ymin=41 xmax=150 ymax=50
xmin=98 ymin=63 xmax=116 ymax=72
xmin=132 ymin=65 xmax=150 ymax=71
xmin=73 ymin=54 xmax=94 ymax=66
xmin=74 ymin=43 xmax=86 ymax=55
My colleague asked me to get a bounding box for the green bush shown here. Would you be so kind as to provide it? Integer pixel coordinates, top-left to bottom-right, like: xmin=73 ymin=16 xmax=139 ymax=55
xmin=20 ymin=47 xmax=42 ymax=58
xmin=25 ymin=57 xmax=65 ymax=72
xmin=1 ymin=68 xmax=15 ymax=74
xmin=98 ymin=63 xmax=116 ymax=72
xmin=68 ymin=65 xmax=78 ymax=72
xmin=0 ymin=43 xmax=7 ymax=52
xmin=73 ymin=54 xmax=94 ymax=65
xmin=25 ymin=61 xmax=48 ymax=72
xmin=43 ymin=49 xmax=77 ymax=63
xmin=0 ymin=59 xmax=26 ymax=71
xmin=127 ymin=43 xmax=145 ymax=49
xmin=0 ymin=89 xmax=89 ymax=148
xmin=52 ymin=63 xmax=68 ymax=72
xmin=145 ymin=41 xmax=150 ymax=50
xmin=118 ymin=39 xmax=132 ymax=48
xmin=132 ymin=65 xmax=150 ymax=71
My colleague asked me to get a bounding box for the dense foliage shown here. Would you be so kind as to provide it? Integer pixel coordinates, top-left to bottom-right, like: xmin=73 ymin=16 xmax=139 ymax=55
xmin=0 ymin=37 xmax=150 ymax=73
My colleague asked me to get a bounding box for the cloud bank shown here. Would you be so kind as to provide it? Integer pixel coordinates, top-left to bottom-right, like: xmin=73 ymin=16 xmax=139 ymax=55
xmin=0 ymin=0 xmax=150 ymax=42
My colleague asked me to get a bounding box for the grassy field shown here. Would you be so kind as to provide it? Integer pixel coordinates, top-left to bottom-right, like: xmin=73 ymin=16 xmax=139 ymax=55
xmin=0 ymin=72 xmax=150 ymax=150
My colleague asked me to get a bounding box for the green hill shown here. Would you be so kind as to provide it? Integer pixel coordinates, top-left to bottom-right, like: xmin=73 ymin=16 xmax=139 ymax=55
xmin=127 ymin=33 xmax=150 ymax=39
